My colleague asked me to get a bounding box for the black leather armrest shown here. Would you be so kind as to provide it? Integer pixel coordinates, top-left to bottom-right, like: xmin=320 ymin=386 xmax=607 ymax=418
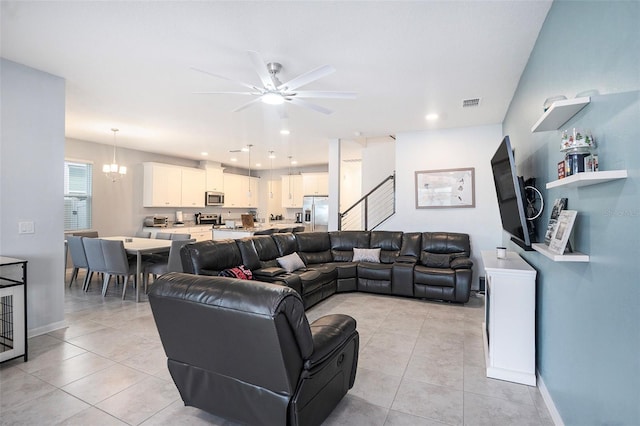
xmin=305 ymin=314 xmax=357 ymax=370
xmin=450 ymin=257 xmax=473 ymax=270
xmin=394 ymin=255 xmax=417 ymax=264
xmin=253 ymin=267 xmax=287 ymax=277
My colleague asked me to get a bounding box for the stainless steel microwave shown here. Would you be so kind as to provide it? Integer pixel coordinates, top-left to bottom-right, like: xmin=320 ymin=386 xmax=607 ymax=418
xmin=205 ymin=191 xmax=225 ymax=206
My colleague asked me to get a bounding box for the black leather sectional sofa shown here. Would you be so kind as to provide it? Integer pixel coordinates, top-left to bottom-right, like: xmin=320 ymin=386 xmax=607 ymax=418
xmin=180 ymin=230 xmax=473 ymax=308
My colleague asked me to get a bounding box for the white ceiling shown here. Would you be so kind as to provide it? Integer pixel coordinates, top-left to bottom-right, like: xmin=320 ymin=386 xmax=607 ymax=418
xmin=1 ymin=1 xmax=551 ymax=169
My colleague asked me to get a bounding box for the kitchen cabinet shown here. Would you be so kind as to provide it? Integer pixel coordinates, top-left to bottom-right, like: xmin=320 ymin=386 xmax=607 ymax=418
xmin=143 ymin=163 xmax=182 ymax=207
xmin=302 ymin=172 xmax=329 ymax=196
xmin=481 ymin=250 xmax=536 ymax=386
xmin=143 ymin=162 xmax=205 ymax=208
xmin=205 ymin=168 xmax=224 ymax=192
xmin=181 ymin=168 xmax=206 ymax=208
xmin=223 ymin=173 xmax=260 ymax=208
xmin=281 ymin=174 xmax=303 ymax=208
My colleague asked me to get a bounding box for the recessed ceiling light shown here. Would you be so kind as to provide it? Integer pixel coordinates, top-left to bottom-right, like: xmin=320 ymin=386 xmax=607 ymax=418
xmin=425 ymin=113 xmax=439 ymax=121
xmin=230 ymin=157 xmax=238 ymax=162
xmin=200 ymin=151 xmax=208 ymax=156
xmin=280 ymin=129 xmax=290 ymax=135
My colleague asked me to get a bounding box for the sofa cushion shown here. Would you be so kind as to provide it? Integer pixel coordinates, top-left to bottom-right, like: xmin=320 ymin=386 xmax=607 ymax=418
xmin=235 ymin=238 xmax=261 ymax=270
xmin=272 ymin=233 xmax=297 ymax=256
xmin=421 ymin=232 xmax=470 ymax=257
xmin=277 ymin=252 xmax=306 ymax=273
xmin=400 ymin=232 xmax=422 ymax=258
xmin=357 ymin=262 xmax=392 ymax=280
xmin=296 ymin=232 xmax=333 ymax=265
xmin=329 ymin=231 xmax=371 ymax=262
xmin=352 ymin=248 xmax=381 ymax=263
xmin=180 ymin=239 xmax=243 ymax=275
xmin=414 ymin=265 xmax=456 ymax=288
xmin=420 ymin=252 xmax=451 ymax=268
xmin=370 ymin=231 xmax=402 ymax=263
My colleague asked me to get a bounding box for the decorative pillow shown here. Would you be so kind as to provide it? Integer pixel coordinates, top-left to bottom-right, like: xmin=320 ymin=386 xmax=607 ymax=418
xmin=420 ymin=252 xmax=451 ymax=268
xmin=352 ymin=247 xmax=381 ymax=263
xmin=277 ymin=252 xmax=306 ymax=272
xmin=218 ymin=265 xmax=253 ymax=280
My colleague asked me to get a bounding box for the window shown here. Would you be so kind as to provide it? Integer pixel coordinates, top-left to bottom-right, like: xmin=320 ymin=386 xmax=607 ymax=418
xmin=64 ymin=161 xmax=92 ymax=231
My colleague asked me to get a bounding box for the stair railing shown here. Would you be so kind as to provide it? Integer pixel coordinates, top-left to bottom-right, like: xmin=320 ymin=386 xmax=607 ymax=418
xmin=339 ymin=173 xmax=395 ymax=231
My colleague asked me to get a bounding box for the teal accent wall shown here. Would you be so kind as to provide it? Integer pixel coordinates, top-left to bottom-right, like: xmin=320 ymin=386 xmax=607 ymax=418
xmin=502 ymin=1 xmax=639 ymax=425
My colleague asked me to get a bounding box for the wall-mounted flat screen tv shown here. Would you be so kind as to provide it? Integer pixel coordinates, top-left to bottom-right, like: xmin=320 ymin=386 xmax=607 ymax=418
xmin=490 ymin=135 xmax=533 ymax=249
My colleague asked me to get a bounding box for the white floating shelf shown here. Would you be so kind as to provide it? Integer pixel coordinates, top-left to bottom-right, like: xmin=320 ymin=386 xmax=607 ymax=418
xmin=531 ymin=96 xmax=591 ymax=132
xmin=546 ymin=170 xmax=627 ymax=189
xmin=532 ymin=243 xmax=590 ymax=262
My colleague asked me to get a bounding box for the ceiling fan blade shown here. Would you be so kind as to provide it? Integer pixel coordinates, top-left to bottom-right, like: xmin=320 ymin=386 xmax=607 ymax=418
xmin=192 ymin=91 xmax=258 ymax=95
xmin=287 ymin=98 xmax=333 ymax=115
xmin=191 ymin=67 xmax=258 ymax=91
xmin=277 ymin=65 xmax=335 ymax=91
xmin=292 ymin=91 xmax=357 ymax=99
xmin=247 ymin=51 xmax=277 ymax=89
xmin=232 ymin=97 xmax=263 ymax=113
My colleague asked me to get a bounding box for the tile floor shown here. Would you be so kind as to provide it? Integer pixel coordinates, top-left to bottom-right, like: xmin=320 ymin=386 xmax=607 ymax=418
xmin=0 ymin=274 xmax=554 ymax=426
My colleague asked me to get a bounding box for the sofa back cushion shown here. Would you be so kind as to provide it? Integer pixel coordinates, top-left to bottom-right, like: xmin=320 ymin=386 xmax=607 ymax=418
xmin=236 ymin=238 xmax=260 ymax=270
xmin=295 ymin=232 xmax=333 ymax=265
xmin=271 ymin=233 xmax=297 ymax=256
xmin=421 ymin=232 xmax=470 ymax=258
xmin=329 ymin=231 xmax=370 ymax=262
xmin=180 ymin=239 xmax=243 ymax=275
xmin=370 ymin=231 xmax=403 ymax=263
xmin=252 ymin=235 xmax=282 ymax=268
xmin=400 ymin=232 xmax=422 ymax=258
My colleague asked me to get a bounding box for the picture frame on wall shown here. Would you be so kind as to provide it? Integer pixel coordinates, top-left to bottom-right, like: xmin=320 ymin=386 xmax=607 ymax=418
xmin=415 ymin=167 xmax=475 ymax=209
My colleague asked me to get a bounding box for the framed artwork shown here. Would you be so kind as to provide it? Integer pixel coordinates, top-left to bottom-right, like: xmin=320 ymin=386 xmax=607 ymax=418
xmin=415 ymin=167 xmax=475 ymax=209
xmin=548 ymin=210 xmax=577 ymax=254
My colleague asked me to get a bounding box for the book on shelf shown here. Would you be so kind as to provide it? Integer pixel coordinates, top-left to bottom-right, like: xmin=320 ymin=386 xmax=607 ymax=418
xmin=548 ymin=210 xmax=578 ymax=255
xmin=544 ymin=198 xmax=568 ymax=245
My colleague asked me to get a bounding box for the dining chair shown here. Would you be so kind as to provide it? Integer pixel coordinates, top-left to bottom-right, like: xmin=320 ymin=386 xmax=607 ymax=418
xmin=292 ymin=226 xmax=306 ymax=233
xmin=100 ymin=239 xmax=141 ymax=300
xmin=135 ymin=231 xmax=151 ymax=238
xmin=170 ymin=233 xmax=191 ymax=240
xmin=155 ymin=232 xmax=173 ymax=240
xmin=82 ymin=237 xmax=107 ymax=292
xmin=143 ymin=238 xmax=195 ymax=292
xmin=66 ymin=236 xmax=89 ymax=288
xmin=277 ymin=227 xmax=294 ymax=233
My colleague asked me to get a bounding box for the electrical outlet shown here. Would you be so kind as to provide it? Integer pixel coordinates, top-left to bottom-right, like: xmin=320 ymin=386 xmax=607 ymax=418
xmin=18 ymin=221 xmax=34 ymax=234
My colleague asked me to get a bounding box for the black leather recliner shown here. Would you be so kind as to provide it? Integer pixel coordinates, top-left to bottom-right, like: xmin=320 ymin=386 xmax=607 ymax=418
xmin=149 ymin=272 xmax=359 ymax=426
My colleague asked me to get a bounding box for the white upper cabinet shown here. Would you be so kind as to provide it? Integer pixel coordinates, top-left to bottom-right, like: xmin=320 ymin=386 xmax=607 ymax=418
xmin=143 ymin=162 xmax=205 ymax=208
xmin=181 ymin=168 xmax=206 ymax=207
xmin=281 ymin=174 xmax=303 ymax=208
xmin=205 ymin=168 xmax=224 ymax=192
xmin=301 ymin=172 xmax=329 ymax=196
xmin=223 ymin=174 xmax=260 ymax=208
xmin=143 ymin=163 xmax=182 ymax=207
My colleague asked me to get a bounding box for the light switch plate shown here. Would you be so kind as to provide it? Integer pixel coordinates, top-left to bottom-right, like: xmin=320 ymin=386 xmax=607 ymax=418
xmin=18 ymin=221 xmax=34 ymax=234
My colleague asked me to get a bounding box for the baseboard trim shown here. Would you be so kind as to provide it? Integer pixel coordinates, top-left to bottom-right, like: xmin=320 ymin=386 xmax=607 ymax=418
xmin=28 ymin=320 xmax=67 ymax=338
xmin=537 ymin=370 xmax=564 ymax=426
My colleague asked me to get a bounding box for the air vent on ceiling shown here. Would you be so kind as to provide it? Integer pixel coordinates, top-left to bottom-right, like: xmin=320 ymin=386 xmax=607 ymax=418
xmin=462 ymin=98 xmax=481 ymax=108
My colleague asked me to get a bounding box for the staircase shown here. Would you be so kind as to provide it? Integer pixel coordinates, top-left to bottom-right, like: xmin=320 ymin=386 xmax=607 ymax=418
xmin=339 ymin=173 xmax=395 ymax=231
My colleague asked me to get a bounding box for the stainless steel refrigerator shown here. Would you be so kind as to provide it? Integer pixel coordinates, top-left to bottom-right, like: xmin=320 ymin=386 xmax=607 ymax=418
xmin=302 ymin=196 xmax=329 ymax=232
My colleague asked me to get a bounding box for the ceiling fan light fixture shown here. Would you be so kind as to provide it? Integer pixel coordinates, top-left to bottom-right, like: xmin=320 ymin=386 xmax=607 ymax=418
xmin=262 ymin=92 xmax=285 ymax=105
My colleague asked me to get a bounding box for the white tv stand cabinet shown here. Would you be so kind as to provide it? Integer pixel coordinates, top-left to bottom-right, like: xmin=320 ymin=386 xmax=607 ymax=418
xmin=481 ymin=251 xmax=537 ymax=386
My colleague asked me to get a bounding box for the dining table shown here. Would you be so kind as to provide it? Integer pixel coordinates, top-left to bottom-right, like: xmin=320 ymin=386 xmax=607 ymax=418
xmin=102 ymin=236 xmax=173 ymax=302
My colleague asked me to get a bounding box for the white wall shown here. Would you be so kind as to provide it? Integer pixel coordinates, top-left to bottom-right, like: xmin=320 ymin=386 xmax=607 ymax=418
xmin=1 ymin=59 xmax=66 ymax=335
xmin=379 ymin=124 xmax=504 ymax=287
xmin=361 ymin=136 xmax=395 ymax=193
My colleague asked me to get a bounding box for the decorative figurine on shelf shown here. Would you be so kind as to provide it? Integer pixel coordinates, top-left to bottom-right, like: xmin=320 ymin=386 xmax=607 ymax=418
xmin=560 ymin=128 xmax=598 ymax=176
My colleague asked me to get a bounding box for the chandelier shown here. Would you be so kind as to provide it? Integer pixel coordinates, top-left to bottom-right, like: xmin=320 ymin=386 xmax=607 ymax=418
xmin=102 ymin=128 xmax=127 ymax=182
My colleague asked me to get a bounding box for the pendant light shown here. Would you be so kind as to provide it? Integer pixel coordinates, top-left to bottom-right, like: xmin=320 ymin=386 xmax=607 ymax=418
xmin=288 ymin=156 xmax=293 ymax=200
xmin=102 ymin=128 xmax=127 ymax=182
xmin=268 ymin=151 xmax=275 ymax=199
xmin=246 ymin=144 xmax=253 ymax=199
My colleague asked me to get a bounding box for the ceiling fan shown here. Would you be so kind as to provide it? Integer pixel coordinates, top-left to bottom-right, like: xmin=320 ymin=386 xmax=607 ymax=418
xmin=192 ymin=51 xmax=356 ymax=115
